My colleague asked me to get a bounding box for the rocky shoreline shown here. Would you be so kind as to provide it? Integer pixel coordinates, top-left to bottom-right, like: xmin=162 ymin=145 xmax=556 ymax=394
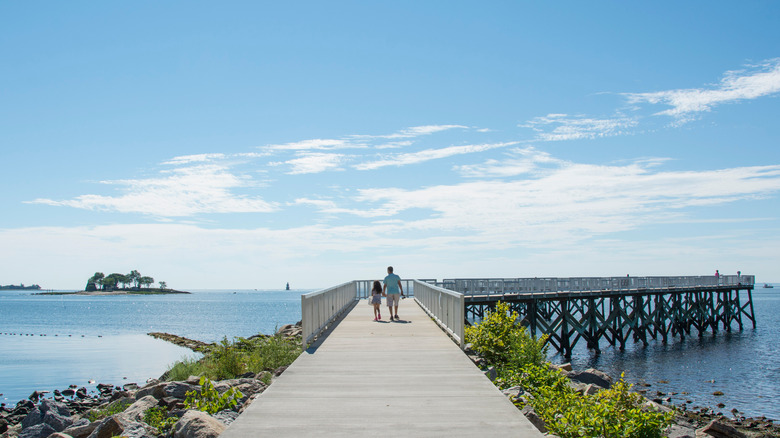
xmin=465 ymin=350 xmax=779 ymax=438
xmin=0 ymin=323 xmax=303 ymax=438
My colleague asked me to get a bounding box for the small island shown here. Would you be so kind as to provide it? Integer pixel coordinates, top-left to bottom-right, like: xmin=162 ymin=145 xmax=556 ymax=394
xmin=35 ymin=270 xmax=190 ymax=295
xmin=0 ymin=283 xmax=42 ymax=290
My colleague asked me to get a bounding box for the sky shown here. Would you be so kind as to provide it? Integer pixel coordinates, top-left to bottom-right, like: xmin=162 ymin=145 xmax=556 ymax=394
xmin=2 ymin=1 xmax=780 ymax=290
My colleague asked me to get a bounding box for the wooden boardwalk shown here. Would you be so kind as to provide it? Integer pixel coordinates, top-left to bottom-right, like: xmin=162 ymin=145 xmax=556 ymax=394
xmin=221 ymin=298 xmax=544 ymax=437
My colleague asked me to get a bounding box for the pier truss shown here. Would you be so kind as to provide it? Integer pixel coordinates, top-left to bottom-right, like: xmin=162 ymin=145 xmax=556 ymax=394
xmin=442 ymin=276 xmax=756 ymax=358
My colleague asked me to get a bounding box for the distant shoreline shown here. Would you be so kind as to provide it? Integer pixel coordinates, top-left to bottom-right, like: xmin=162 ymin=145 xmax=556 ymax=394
xmin=34 ymin=288 xmax=191 ymax=296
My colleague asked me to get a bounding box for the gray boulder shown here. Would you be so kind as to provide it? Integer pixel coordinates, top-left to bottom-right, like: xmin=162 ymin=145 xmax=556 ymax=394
xmin=211 ymin=409 xmax=239 ymax=426
xmin=165 ymin=382 xmax=199 ymax=400
xmin=135 ymin=382 xmax=167 ymax=400
xmin=696 ymin=420 xmax=747 ymax=438
xmin=173 ymin=410 xmax=225 ymax=438
xmin=666 ymin=424 xmax=697 ymax=438
xmin=520 ymin=405 xmax=547 ymax=433
xmin=61 ymin=420 xmax=98 ymax=438
xmin=86 ymin=416 xmax=124 ymax=438
xmin=48 ymin=433 xmax=75 ymax=438
xmin=18 ymin=422 xmax=57 ymax=438
xmin=118 ymin=419 xmax=157 ymax=438
xmin=567 ymin=368 xmax=612 ymax=389
xmin=42 ymin=409 xmax=74 ymax=431
xmin=120 ymin=395 xmax=159 ymax=422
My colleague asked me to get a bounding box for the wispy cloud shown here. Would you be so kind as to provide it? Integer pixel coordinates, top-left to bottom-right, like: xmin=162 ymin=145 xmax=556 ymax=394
xmin=355 ymin=142 xmax=517 ymax=170
xmin=520 ymin=114 xmax=638 ymax=141
xmin=626 ymin=58 xmax=780 ymax=121
xmin=263 ymin=138 xmax=358 ymax=151
xmin=454 ymin=147 xmax=563 ymax=178
xmin=162 ymin=153 xmax=227 ymax=165
xmin=28 ymin=165 xmax=278 ymax=217
xmin=281 ymin=152 xmax=347 ymax=174
xmin=351 ymin=124 xmax=468 ymax=140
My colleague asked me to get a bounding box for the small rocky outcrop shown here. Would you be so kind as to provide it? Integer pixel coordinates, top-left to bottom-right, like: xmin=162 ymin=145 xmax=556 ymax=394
xmin=567 ymin=368 xmax=612 ymax=389
xmin=173 ymin=410 xmax=225 ymax=438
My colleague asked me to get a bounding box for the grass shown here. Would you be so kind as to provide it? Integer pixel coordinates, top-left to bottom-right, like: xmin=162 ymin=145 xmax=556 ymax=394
xmin=86 ymin=399 xmax=134 ymax=422
xmin=164 ymin=332 xmax=301 ymax=382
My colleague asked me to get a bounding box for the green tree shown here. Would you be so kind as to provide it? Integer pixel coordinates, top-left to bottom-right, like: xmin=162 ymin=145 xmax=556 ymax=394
xmin=101 ymin=276 xmax=117 ymax=290
xmin=128 ymin=270 xmax=141 ymax=288
xmin=159 ymin=281 xmax=167 ymax=290
xmin=139 ymin=276 xmax=154 ymax=288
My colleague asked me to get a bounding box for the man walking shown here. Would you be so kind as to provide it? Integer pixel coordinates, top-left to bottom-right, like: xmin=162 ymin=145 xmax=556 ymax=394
xmin=383 ymin=266 xmax=403 ymax=320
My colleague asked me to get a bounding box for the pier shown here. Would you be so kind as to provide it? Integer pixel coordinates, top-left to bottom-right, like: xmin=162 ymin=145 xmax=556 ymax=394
xmin=222 ymin=275 xmax=756 ymax=435
xmin=441 ymin=275 xmax=756 ymax=358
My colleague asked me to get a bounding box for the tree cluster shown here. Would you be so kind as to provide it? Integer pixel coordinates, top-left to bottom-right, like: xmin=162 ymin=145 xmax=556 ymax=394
xmin=85 ymin=270 xmax=166 ymax=292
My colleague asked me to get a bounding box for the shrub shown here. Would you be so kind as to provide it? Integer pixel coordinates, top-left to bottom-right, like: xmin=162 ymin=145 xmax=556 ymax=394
xmin=164 ymin=333 xmax=302 ymax=382
xmin=143 ymin=406 xmax=177 ymax=434
xmin=184 ymin=376 xmax=243 ymax=415
xmin=515 ymin=365 xmax=674 ymax=438
xmin=464 ymin=301 xmax=548 ymax=369
xmin=86 ymin=399 xmax=133 ymax=422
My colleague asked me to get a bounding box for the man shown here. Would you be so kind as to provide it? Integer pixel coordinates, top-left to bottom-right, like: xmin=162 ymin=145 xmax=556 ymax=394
xmin=383 ymin=266 xmax=403 ymax=320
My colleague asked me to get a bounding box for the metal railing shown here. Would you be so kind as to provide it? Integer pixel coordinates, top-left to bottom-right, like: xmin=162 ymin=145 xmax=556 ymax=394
xmin=413 ymin=280 xmax=465 ymax=348
xmin=440 ymin=275 xmax=755 ymax=296
xmin=301 ymin=281 xmax=357 ymax=346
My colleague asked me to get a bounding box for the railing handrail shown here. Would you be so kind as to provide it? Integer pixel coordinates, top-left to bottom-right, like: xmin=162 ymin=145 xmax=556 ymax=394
xmin=301 ymin=281 xmax=357 ymax=346
xmin=413 ymin=280 xmax=465 ymax=348
xmin=438 ymin=275 xmax=754 ymax=295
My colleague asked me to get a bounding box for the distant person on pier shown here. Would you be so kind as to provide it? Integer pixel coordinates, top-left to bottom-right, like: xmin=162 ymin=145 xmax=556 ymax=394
xmin=715 ymin=269 xmax=720 ymax=285
xmin=371 ymin=281 xmax=383 ymax=321
xmin=383 ymin=266 xmax=404 ymax=321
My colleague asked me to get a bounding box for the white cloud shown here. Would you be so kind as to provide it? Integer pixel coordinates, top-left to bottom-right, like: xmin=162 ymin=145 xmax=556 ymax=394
xmin=263 ymin=138 xmax=357 ymax=151
xmin=626 ymin=58 xmax=780 ymax=120
xmin=28 ymin=165 xmax=277 ymax=217
xmin=351 ymin=124 xmax=468 ymax=140
xmin=284 ymin=152 xmax=347 ymax=174
xmin=455 ymin=147 xmax=562 ymax=178
xmin=521 ymin=114 xmax=638 ymax=141
xmin=355 ymin=142 xmax=517 ymax=170
xmin=162 ymin=153 xmax=227 ymax=165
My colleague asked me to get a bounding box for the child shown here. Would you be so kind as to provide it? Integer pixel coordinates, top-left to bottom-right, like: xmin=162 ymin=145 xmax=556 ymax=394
xmin=371 ymin=280 xmax=383 ymax=321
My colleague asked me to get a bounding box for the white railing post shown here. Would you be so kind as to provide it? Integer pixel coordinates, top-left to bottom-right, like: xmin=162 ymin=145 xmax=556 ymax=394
xmin=301 ymin=281 xmax=358 ymax=347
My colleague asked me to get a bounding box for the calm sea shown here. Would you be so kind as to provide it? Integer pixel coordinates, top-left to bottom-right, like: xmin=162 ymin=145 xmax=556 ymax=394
xmin=0 ymin=289 xmax=305 ymax=406
xmin=1 ymin=287 xmax=778 ymax=419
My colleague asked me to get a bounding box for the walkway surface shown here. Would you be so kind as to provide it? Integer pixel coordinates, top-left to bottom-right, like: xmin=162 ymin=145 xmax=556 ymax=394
xmin=221 ymin=298 xmax=544 ymax=437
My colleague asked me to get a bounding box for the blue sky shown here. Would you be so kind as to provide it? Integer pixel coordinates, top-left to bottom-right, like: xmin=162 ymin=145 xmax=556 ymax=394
xmin=2 ymin=2 xmax=780 ymax=289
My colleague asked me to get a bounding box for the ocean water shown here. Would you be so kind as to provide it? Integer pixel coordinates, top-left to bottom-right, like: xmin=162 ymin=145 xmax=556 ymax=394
xmin=0 ymin=289 xmax=304 ymax=405
xmin=1 ymin=287 xmax=778 ymax=420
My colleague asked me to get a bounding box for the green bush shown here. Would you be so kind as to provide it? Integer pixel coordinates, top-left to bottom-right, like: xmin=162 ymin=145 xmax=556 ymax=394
xmin=184 ymin=376 xmax=243 ymax=415
xmin=164 ymin=333 xmax=302 ymax=382
xmin=86 ymin=399 xmax=133 ymax=422
xmin=515 ymin=365 xmax=674 ymax=438
xmin=143 ymin=406 xmax=177 ymax=434
xmin=464 ymin=301 xmax=548 ymax=369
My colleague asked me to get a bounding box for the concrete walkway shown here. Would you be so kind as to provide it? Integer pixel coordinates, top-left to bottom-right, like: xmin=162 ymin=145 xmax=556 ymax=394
xmin=221 ymin=298 xmax=544 ymax=437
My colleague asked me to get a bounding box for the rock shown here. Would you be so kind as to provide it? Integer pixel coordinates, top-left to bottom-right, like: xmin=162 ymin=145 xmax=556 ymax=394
xmin=696 ymin=420 xmax=747 ymax=438
xmin=666 ymin=424 xmax=697 ymax=438
xmin=120 ymin=396 xmax=159 ymax=422
xmin=135 ymin=382 xmax=167 ymax=400
xmin=48 ymin=433 xmax=74 ymax=438
xmin=109 ymin=390 xmax=131 ymax=402
xmin=165 ymin=382 xmax=199 ymax=400
xmin=86 ymin=416 xmax=124 ymax=438
xmin=185 ymin=376 xmax=202 ymax=385
xmin=0 ymin=417 xmax=8 ymax=434
xmin=42 ymin=409 xmax=74 ymax=431
xmin=645 ymin=400 xmax=672 ymax=414
xmin=501 ymin=386 xmax=523 ymax=401
xmin=119 ymin=420 xmax=157 ymax=438
xmin=558 ymin=363 xmax=573 ymax=372
xmin=61 ymin=421 xmax=98 ymax=438
xmin=173 ymin=410 xmax=225 ymax=438
xmin=520 ymin=406 xmax=547 ymax=433
xmin=211 ymin=409 xmax=239 ymax=426
xmin=18 ymin=422 xmax=57 ymax=438
xmin=161 ymin=397 xmax=186 ymax=410
xmin=567 ymin=368 xmax=612 ymax=389
xmin=20 ymin=407 xmax=43 ymax=429
xmin=122 ymin=383 xmax=139 ymax=391
xmin=713 ymin=391 xmax=724 ymax=396
xmin=273 ymin=366 xmax=288 ymax=377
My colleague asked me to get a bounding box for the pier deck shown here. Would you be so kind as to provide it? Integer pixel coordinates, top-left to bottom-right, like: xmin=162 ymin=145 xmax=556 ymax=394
xmin=221 ymin=298 xmax=543 ymax=437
